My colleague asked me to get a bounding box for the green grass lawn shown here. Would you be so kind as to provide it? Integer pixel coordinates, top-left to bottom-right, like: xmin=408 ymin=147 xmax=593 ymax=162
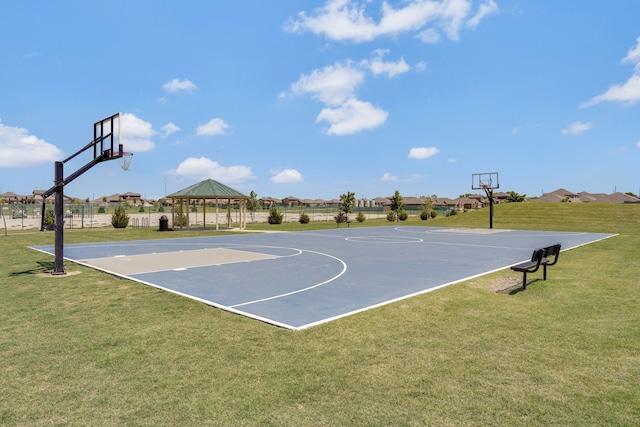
xmin=1 ymin=203 xmax=639 ymax=426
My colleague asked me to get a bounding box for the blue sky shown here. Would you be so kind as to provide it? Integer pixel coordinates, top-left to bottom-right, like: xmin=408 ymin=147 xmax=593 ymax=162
xmin=1 ymin=1 xmax=639 ymax=201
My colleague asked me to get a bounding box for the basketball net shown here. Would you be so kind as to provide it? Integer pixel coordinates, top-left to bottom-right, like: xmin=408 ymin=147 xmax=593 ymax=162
xmin=120 ymin=152 xmax=133 ymax=171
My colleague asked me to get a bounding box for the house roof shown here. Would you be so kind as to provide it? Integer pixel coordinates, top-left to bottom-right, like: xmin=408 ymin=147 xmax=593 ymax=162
xmin=260 ymin=197 xmax=281 ymax=204
xmin=403 ymin=196 xmax=424 ymax=205
xmin=432 ymin=197 xmax=456 ymax=206
xmin=0 ymin=191 xmax=20 ymax=199
xmin=167 ymin=179 xmax=248 ymax=199
xmin=529 ymin=189 xmax=640 ymax=203
xmin=600 ymin=192 xmax=640 ymax=203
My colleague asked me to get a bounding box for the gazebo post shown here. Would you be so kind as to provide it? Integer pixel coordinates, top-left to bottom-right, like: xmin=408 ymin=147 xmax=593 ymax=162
xmin=227 ymin=198 xmax=231 ymax=228
xmin=215 ymin=197 xmax=219 ymax=231
xmin=241 ymin=199 xmax=246 ymax=229
xmin=202 ymin=197 xmax=206 ymax=229
xmin=171 ymin=197 xmax=175 ymax=229
xmin=186 ymin=198 xmax=190 ymax=230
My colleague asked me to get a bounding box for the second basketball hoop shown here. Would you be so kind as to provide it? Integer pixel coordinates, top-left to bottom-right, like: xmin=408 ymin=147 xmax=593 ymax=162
xmin=472 ymin=172 xmax=499 ymax=229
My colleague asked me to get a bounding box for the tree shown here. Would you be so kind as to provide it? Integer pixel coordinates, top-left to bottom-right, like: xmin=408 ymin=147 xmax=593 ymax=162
xmin=339 ymin=191 xmax=355 ymax=221
xmin=111 ymin=205 xmax=130 ymax=228
xmin=390 ymin=190 xmax=405 ymax=221
xmin=420 ymin=196 xmax=434 ymax=220
xmin=267 ymin=205 xmax=283 ymax=224
xmin=506 ymin=191 xmax=526 ymax=203
xmin=247 ymin=191 xmax=261 ymax=224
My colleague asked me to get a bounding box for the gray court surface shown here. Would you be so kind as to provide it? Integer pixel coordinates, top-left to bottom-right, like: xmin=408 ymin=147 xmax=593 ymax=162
xmin=32 ymin=226 xmax=615 ymax=330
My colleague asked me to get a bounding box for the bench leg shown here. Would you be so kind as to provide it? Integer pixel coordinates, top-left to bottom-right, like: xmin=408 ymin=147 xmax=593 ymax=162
xmin=522 ymin=272 xmax=527 ymax=289
xmin=543 ymin=265 xmax=547 ymax=281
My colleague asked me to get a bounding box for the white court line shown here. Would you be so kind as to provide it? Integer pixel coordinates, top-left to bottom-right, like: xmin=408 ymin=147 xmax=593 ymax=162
xmin=394 ymin=226 xmax=600 ymax=239
xmin=230 ymin=248 xmax=348 ymax=308
xmin=345 ymin=236 xmax=423 ymax=243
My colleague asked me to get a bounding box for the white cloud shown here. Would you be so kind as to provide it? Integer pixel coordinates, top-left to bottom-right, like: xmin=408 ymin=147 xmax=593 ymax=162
xmin=316 ymin=98 xmax=388 ymax=135
xmin=270 ymin=169 xmax=304 ymax=184
xmin=162 ymin=78 xmax=198 ymax=93
xmin=172 ymin=157 xmax=253 ymax=182
xmin=380 ymin=172 xmax=398 ymax=182
xmin=467 ymin=0 xmax=499 ymax=29
xmin=119 ymin=113 xmax=156 ymax=152
xmin=286 ymin=0 xmax=380 ymax=43
xmin=287 ymin=0 xmax=490 ymax=43
xmin=408 ymin=146 xmax=439 ymax=159
xmin=416 ymin=28 xmax=441 ymax=44
xmin=161 ymin=122 xmax=180 ymax=137
xmin=0 ymin=119 xmax=63 ymax=168
xmin=363 ymin=49 xmax=411 ymax=78
xmin=582 ymin=75 xmax=640 ymax=107
xmin=636 ymin=140 xmax=640 ymax=149
xmin=433 ymin=0 xmax=471 ymax=41
xmin=582 ymin=37 xmax=640 ymax=107
xmin=285 ymin=2 xmax=496 ymax=137
xmin=561 ymin=121 xmax=593 ymax=135
xmin=196 ymin=118 xmax=232 ymax=136
xmin=291 ymin=61 xmax=364 ymax=106
xmin=622 ymin=36 xmax=640 ymax=65
xmin=290 ymin=57 xmax=404 ymax=135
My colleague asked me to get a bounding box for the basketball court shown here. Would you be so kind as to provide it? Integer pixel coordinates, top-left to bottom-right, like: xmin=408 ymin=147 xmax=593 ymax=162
xmin=32 ymin=226 xmax=615 ymax=330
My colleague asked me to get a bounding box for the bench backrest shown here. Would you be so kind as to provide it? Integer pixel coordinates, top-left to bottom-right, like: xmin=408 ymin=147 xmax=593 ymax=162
xmin=530 ymin=244 xmax=561 ymax=264
xmin=541 ymin=243 xmax=561 ymax=265
xmin=530 ymin=248 xmax=546 ymax=263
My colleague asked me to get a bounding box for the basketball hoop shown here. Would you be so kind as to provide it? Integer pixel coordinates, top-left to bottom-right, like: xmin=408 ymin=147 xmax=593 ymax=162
xmin=119 ymin=152 xmax=133 ymax=171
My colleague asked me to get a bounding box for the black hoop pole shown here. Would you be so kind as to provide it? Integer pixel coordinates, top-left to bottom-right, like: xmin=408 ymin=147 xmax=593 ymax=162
xmin=485 ymin=187 xmax=495 ymax=229
xmin=53 ymin=161 xmax=65 ymax=274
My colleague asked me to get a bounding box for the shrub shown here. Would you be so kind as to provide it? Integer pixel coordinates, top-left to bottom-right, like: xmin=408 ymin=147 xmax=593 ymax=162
xmin=334 ymin=212 xmax=347 ymax=223
xmin=43 ymin=209 xmax=55 ymax=227
xmin=430 ymin=210 xmax=437 ymax=219
xmin=97 ymin=206 xmax=106 ymax=214
xmin=174 ymin=212 xmax=187 ymax=227
xmin=386 ymin=211 xmax=397 ymax=222
xmin=299 ymin=213 xmax=310 ymax=224
xmin=158 ymin=206 xmax=165 ymax=212
xmin=420 ymin=210 xmax=430 ymax=220
xmin=268 ymin=205 xmax=283 ymax=224
xmin=138 ymin=206 xmax=145 ymax=213
xmin=111 ymin=205 xmax=130 ymax=228
xmin=356 ymin=212 xmax=366 ymax=223
xmin=398 ymin=211 xmax=408 ymax=221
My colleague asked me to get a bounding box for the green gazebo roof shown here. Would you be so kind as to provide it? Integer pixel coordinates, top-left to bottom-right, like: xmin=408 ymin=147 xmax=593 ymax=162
xmin=167 ymin=179 xmax=248 ymax=199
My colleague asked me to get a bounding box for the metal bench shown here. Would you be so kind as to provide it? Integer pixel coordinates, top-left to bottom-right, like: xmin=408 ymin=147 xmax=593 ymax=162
xmin=510 ymin=244 xmax=561 ymax=289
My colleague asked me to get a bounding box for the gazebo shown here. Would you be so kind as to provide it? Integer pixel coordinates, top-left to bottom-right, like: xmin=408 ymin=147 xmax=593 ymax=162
xmin=167 ymin=179 xmax=249 ymax=230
